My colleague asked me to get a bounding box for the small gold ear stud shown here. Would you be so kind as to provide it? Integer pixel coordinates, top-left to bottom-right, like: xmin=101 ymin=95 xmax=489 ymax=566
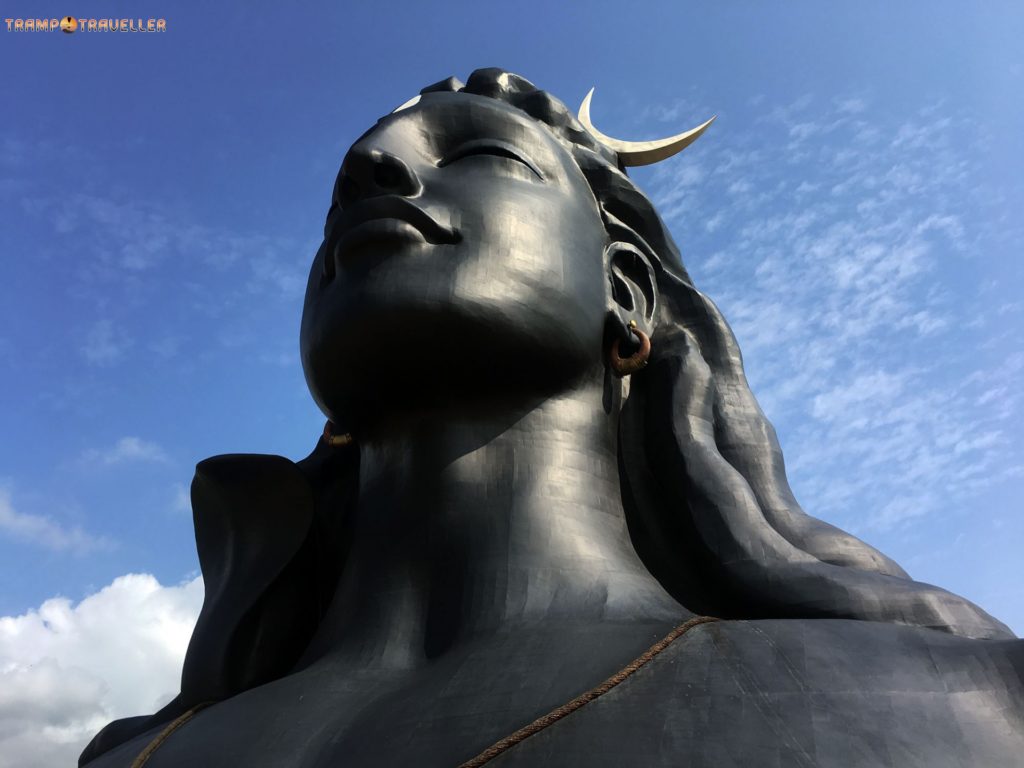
xmin=323 ymin=422 xmax=354 ymax=447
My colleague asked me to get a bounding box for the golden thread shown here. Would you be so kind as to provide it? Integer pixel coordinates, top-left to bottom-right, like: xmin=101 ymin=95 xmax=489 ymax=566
xmin=457 ymin=616 xmax=719 ymax=767
xmin=129 ymin=702 xmax=213 ymax=768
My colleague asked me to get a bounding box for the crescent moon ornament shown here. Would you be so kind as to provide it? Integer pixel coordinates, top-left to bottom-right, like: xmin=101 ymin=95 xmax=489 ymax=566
xmin=577 ymin=87 xmax=716 ymax=167
xmin=391 ymin=94 xmax=422 ymax=114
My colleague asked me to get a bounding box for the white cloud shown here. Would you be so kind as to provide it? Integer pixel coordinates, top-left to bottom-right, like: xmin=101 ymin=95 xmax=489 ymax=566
xmin=246 ymin=252 xmax=308 ymax=299
xmin=637 ymin=96 xmax=692 ymax=124
xmin=80 ymin=320 xmax=131 ymax=366
xmin=704 ymin=211 xmax=725 ymax=233
xmin=835 ymin=96 xmax=867 ymax=114
xmin=788 ymin=121 xmax=820 ymax=141
xmin=150 ymin=334 xmax=185 ymax=361
xmin=0 ymin=573 xmax=203 ymax=768
xmin=80 ymin=437 xmax=170 ymax=467
xmin=0 ymin=488 xmax=112 ymax=554
xmin=170 ymin=482 xmax=191 ymax=515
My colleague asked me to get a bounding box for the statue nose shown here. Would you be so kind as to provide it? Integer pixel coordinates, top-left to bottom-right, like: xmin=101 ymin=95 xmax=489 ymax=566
xmin=335 ymin=148 xmax=421 ymax=206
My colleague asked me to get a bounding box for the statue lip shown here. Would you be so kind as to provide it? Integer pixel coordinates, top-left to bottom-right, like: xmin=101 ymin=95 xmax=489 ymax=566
xmin=324 ymin=197 xmax=461 ymax=280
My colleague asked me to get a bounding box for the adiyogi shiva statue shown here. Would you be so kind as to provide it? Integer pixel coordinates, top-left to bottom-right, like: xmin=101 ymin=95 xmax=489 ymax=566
xmin=81 ymin=69 xmax=1024 ymax=768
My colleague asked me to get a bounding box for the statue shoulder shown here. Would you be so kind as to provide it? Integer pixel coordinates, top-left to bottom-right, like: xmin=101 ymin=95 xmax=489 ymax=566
xmin=80 ymin=452 xmax=326 ymax=767
xmin=494 ymin=619 xmax=1024 ymax=767
xmin=182 ymin=452 xmax=320 ymax=700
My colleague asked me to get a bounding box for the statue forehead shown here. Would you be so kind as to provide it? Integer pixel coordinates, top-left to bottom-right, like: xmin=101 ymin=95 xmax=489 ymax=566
xmin=368 ymin=91 xmax=570 ymax=157
xmin=387 ymin=89 xmax=537 ymax=124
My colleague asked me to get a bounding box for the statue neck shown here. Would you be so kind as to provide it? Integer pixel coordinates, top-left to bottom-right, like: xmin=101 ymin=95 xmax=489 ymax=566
xmin=304 ymin=371 xmax=686 ymax=668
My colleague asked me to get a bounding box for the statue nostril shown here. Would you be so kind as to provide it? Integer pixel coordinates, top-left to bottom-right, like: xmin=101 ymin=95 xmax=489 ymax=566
xmin=373 ymin=162 xmax=403 ymax=191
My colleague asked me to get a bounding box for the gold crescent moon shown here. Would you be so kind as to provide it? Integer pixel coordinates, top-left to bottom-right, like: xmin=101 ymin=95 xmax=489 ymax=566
xmin=577 ymin=87 xmax=716 ymax=167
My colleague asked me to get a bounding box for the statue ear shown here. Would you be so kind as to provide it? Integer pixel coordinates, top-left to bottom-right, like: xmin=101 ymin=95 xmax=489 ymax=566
xmin=606 ymin=242 xmax=657 ymax=327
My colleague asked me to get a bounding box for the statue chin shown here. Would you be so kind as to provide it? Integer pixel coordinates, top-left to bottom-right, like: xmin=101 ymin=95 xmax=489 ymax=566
xmin=78 ymin=68 xmax=1024 ymax=768
xmin=300 ymin=290 xmax=602 ymax=429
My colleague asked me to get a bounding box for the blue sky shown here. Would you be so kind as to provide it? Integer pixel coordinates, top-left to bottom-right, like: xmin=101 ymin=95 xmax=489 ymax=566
xmin=2 ymin=2 xmax=1022 ymax=763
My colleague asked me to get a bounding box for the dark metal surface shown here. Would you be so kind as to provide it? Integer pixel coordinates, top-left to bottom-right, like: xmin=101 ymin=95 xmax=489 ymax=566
xmin=81 ymin=69 xmax=1023 ymax=767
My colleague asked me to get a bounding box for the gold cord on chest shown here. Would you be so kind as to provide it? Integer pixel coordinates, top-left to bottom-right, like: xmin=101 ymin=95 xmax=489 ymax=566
xmin=130 ymin=617 xmax=719 ymax=767
xmin=457 ymin=616 xmax=718 ymax=767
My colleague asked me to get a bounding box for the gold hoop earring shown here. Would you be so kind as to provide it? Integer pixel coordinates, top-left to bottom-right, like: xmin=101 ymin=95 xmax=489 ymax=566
xmin=609 ymin=320 xmax=651 ymax=378
xmin=323 ymin=421 xmax=353 ymax=447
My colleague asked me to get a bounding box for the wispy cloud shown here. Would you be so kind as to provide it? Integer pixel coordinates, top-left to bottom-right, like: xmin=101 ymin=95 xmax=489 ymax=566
xmin=835 ymin=96 xmax=868 ymax=115
xmin=17 ymin=187 xmax=312 ymax=369
xmin=0 ymin=488 xmax=112 ymax=554
xmin=170 ymin=482 xmax=190 ymax=515
xmin=635 ymin=92 xmax=713 ymax=126
xmin=27 ymin=190 xmax=307 ymax=296
xmin=646 ymin=92 xmax=1021 ymax=536
xmin=80 ymin=437 xmax=170 ymax=467
xmin=80 ymin=320 xmax=131 ymax=366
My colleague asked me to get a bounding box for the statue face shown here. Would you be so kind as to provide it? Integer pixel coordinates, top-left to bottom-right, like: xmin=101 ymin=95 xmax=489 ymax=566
xmin=300 ymin=92 xmax=610 ymax=426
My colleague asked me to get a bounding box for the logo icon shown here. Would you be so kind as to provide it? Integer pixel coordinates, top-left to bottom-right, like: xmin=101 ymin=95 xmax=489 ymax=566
xmin=60 ymin=16 xmax=77 ymax=33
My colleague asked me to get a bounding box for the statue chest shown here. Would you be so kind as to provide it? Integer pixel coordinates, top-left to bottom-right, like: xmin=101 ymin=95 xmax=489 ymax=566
xmin=88 ymin=619 xmax=1024 ymax=768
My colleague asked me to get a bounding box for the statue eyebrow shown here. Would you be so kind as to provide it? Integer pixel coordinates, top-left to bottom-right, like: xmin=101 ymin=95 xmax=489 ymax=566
xmin=438 ymin=138 xmax=545 ymax=181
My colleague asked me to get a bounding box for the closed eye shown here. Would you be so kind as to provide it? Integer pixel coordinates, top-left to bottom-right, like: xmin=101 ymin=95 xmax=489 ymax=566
xmin=439 ymin=139 xmax=544 ymax=181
